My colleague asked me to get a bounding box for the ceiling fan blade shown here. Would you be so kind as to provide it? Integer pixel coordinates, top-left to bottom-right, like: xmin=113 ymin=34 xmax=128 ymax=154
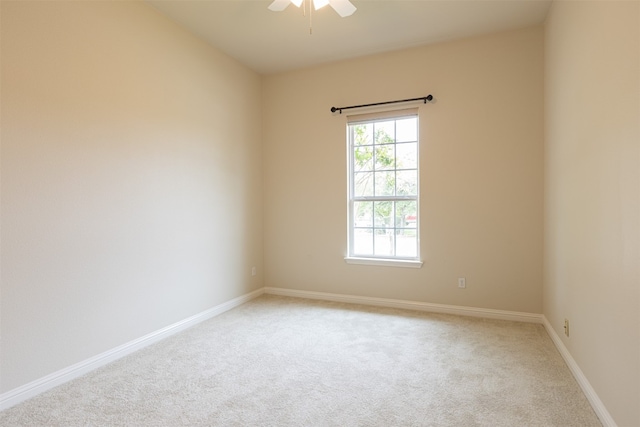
xmin=268 ymin=0 xmax=291 ymax=12
xmin=329 ymin=0 xmax=356 ymax=17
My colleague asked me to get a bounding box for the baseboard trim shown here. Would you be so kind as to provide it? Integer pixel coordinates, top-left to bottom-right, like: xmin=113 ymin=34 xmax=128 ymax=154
xmin=542 ymin=316 xmax=617 ymax=427
xmin=0 ymin=287 xmax=264 ymax=412
xmin=264 ymin=287 xmax=543 ymax=323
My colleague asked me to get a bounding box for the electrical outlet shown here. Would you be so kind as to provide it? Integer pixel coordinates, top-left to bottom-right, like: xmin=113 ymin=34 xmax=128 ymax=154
xmin=251 ymin=267 xmax=256 ymax=276
xmin=458 ymin=278 xmax=466 ymax=288
xmin=564 ymin=319 xmax=570 ymax=337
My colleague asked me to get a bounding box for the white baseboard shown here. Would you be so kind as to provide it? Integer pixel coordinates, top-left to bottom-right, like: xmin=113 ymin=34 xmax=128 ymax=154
xmin=542 ymin=316 xmax=617 ymax=427
xmin=264 ymin=287 xmax=543 ymax=323
xmin=0 ymin=287 xmax=264 ymax=412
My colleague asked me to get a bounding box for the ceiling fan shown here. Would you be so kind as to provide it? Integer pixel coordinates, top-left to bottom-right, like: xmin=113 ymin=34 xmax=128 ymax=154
xmin=268 ymin=0 xmax=357 ymax=18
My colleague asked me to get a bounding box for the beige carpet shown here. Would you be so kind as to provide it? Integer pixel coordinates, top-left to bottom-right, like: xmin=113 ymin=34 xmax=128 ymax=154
xmin=0 ymin=295 xmax=601 ymax=426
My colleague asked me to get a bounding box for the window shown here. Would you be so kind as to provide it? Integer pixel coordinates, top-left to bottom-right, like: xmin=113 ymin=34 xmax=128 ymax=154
xmin=346 ymin=109 xmax=421 ymax=267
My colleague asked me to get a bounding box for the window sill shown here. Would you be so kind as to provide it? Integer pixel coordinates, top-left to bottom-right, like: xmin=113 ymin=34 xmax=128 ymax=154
xmin=344 ymin=257 xmax=423 ymax=269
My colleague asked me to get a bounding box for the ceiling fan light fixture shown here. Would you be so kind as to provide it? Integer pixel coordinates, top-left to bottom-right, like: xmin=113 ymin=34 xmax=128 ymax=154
xmin=269 ymin=0 xmax=356 ymax=17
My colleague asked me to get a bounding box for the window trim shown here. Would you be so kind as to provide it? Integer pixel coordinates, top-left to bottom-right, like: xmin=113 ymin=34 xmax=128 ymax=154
xmin=346 ymin=109 xmax=422 ymax=266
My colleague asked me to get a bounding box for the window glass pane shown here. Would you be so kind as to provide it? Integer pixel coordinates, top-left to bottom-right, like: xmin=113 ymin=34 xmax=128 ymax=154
xmin=396 ymin=117 xmax=417 ymax=142
xmin=374 ymin=121 xmax=395 ymax=144
xmin=396 ymin=170 xmax=417 ymax=196
xmin=354 ymin=172 xmax=373 ymax=197
xmin=354 ymin=202 xmax=373 ymax=228
xmin=374 ymin=230 xmax=394 ymax=256
xmin=374 ymin=144 xmax=395 ymax=170
xmin=396 ymin=142 xmax=417 ymax=169
xmin=396 ymin=200 xmax=417 ymax=228
xmin=353 ymin=228 xmax=373 ymax=255
xmin=353 ymin=123 xmax=373 ymax=146
xmin=374 ymin=171 xmax=395 ymax=196
xmin=354 ymin=146 xmax=373 ymax=171
xmin=396 ymin=232 xmax=417 ymax=257
xmin=348 ymin=112 xmax=419 ymax=261
xmin=373 ymin=201 xmax=393 ymax=229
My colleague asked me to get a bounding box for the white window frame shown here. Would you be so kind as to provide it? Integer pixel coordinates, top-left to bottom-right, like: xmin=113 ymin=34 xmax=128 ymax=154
xmin=345 ymin=108 xmax=423 ymax=268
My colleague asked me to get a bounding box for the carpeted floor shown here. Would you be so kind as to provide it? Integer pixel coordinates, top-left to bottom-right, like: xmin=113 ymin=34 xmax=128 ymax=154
xmin=0 ymin=294 xmax=601 ymax=426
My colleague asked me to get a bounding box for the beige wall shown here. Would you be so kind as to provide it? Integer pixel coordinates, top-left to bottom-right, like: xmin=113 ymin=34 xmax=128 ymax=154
xmin=544 ymin=1 xmax=640 ymax=425
xmin=263 ymin=27 xmax=544 ymax=314
xmin=6 ymin=1 xmax=635 ymax=422
xmin=0 ymin=1 xmax=263 ymax=392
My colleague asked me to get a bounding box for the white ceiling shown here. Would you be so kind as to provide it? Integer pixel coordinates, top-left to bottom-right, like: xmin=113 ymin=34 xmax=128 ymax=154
xmin=146 ymin=0 xmax=552 ymax=75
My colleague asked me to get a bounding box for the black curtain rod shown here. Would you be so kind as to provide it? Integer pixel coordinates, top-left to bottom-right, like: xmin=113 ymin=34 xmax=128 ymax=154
xmin=331 ymin=94 xmax=433 ymax=114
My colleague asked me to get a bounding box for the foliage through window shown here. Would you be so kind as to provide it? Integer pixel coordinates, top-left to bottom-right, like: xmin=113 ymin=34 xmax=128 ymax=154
xmin=347 ymin=110 xmax=419 ymax=260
